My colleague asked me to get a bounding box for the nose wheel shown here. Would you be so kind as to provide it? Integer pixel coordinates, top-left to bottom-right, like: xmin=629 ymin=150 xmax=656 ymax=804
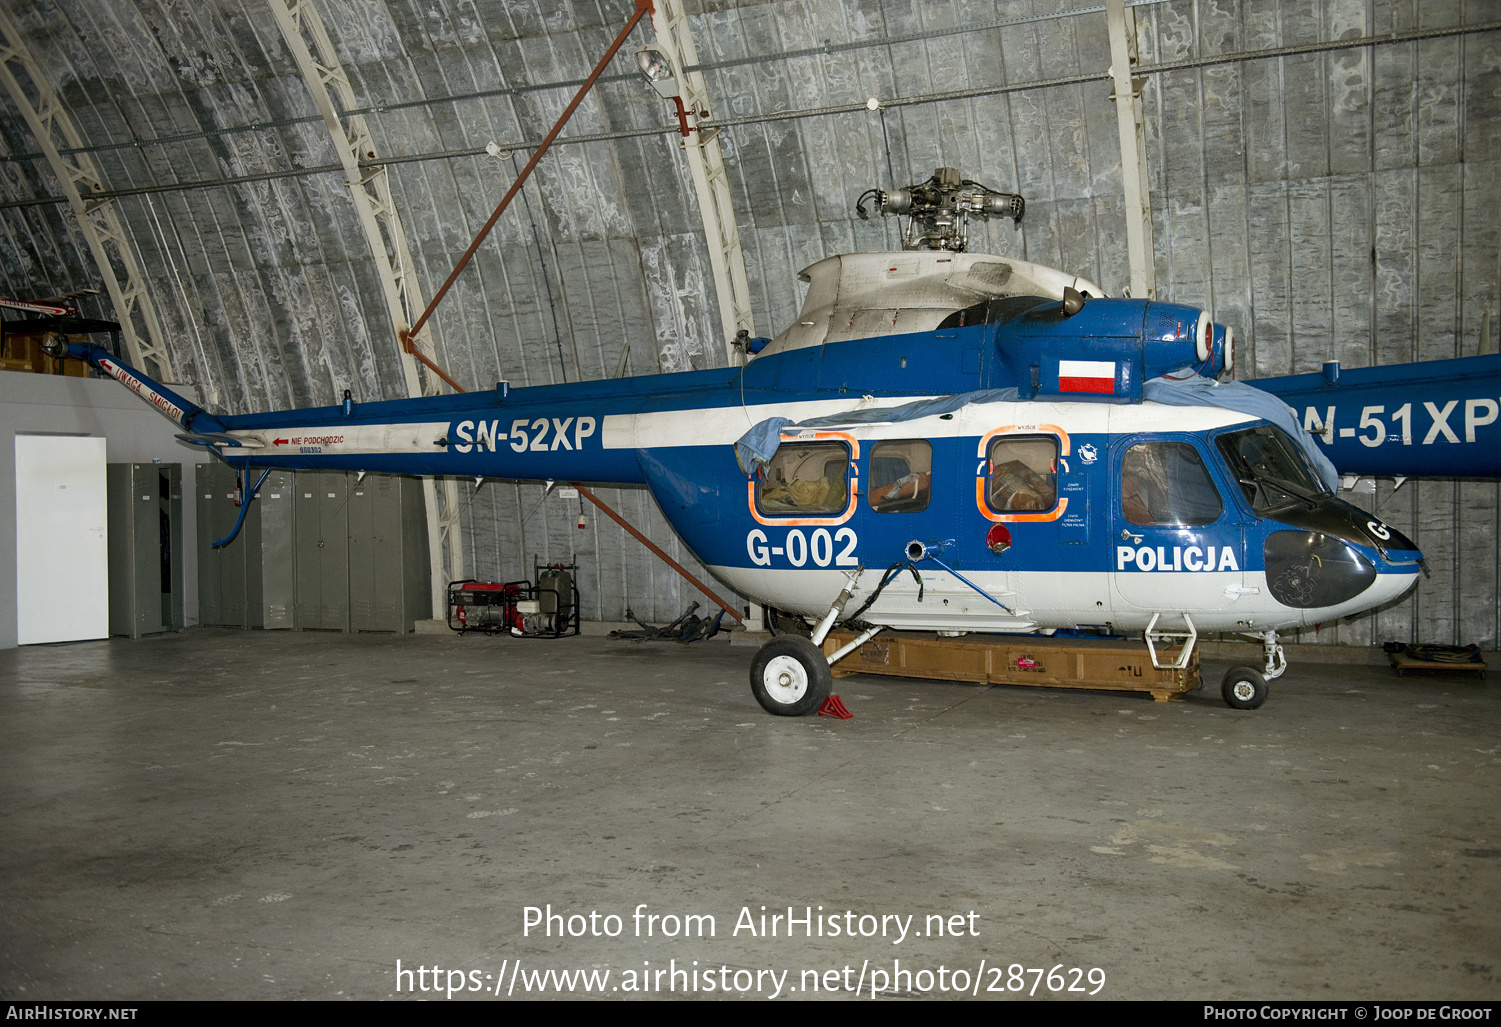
xmin=1221 ymin=666 xmax=1268 ymax=710
xmin=1219 ymin=629 xmax=1286 ymax=709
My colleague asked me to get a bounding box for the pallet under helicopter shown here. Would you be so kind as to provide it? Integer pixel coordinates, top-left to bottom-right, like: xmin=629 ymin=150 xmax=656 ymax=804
xmin=47 ymin=168 xmax=1425 ymax=715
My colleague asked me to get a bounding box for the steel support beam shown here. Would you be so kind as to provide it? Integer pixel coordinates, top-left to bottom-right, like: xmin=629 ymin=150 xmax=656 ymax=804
xmin=0 ymin=9 xmax=174 ymax=381
xmin=1106 ymin=0 xmax=1156 ymax=300
xmin=573 ymin=484 xmax=742 ymax=624
xmin=270 ymin=0 xmax=463 ymax=619
xmin=647 ymin=0 xmax=755 ymax=365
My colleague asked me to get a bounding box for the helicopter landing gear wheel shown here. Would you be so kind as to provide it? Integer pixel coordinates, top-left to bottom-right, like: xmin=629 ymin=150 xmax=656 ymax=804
xmin=750 ymin=635 xmax=831 ymax=716
xmin=1221 ymin=666 xmax=1268 ymax=710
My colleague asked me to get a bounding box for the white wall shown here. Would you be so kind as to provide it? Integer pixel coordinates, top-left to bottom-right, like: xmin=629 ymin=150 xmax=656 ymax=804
xmin=0 ymin=370 xmax=210 ymax=649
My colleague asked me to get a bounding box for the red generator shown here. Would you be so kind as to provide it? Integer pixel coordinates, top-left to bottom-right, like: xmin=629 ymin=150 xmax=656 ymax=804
xmin=447 ymin=580 xmax=526 ymax=635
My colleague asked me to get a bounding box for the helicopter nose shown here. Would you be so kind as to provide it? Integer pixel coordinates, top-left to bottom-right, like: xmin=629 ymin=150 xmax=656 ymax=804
xmin=1264 ymin=531 xmax=1377 ymax=609
xmin=1263 ymin=527 xmax=1422 ymax=614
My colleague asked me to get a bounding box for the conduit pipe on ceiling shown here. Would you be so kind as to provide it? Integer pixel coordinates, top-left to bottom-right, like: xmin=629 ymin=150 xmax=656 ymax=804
xmin=2 ymin=1 xmax=1160 ymax=168
xmin=5 ymin=20 xmax=1496 ymax=213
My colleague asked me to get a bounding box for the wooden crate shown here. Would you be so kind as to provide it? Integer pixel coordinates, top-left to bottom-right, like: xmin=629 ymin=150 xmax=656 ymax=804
xmin=821 ymin=630 xmax=1200 ymax=702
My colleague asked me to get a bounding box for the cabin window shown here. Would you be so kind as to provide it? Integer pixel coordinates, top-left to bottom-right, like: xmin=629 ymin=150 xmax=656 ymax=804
xmin=986 ymin=436 xmax=1058 ymax=512
xmin=756 ymin=442 xmax=850 ymax=515
xmin=867 ymin=440 xmax=933 ymax=513
xmin=1120 ymin=441 xmax=1223 ymax=526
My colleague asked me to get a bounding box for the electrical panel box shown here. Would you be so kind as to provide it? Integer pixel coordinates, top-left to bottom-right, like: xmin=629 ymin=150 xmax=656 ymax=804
xmin=107 ymin=462 xmax=183 ymax=638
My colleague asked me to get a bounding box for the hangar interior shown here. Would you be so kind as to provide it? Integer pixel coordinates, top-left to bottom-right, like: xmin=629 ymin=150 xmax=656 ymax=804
xmin=0 ymin=0 xmax=1499 ymax=1002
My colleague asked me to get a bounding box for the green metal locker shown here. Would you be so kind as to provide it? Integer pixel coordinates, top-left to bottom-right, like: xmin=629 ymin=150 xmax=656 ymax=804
xmin=107 ymin=463 xmax=183 ymax=638
xmin=195 ymin=466 xmax=222 ymax=628
xmin=348 ymin=474 xmax=430 ymax=633
xmin=294 ymin=470 xmax=349 ymax=630
xmin=257 ymin=470 xmax=296 ymax=629
xmin=195 ymin=461 xmax=263 ymax=628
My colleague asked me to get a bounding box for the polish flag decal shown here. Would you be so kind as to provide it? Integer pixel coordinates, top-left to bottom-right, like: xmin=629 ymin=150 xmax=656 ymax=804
xmin=1058 ymin=359 xmax=1116 ymax=394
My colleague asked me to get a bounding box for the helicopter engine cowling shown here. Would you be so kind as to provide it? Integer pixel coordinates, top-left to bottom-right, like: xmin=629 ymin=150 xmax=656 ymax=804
xmin=990 ymin=298 xmax=1229 ymax=402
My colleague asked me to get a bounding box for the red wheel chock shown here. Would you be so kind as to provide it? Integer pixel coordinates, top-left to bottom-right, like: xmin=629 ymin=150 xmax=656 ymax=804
xmin=817 ymin=695 xmax=853 ymax=719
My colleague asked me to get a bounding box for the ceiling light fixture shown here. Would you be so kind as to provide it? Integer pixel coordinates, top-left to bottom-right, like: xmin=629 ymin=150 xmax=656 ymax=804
xmin=636 ymin=46 xmax=692 ymax=137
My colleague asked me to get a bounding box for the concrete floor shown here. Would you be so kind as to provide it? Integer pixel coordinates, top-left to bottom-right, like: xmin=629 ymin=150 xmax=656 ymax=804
xmin=0 ymin=628 xmax=1497 ymax=1002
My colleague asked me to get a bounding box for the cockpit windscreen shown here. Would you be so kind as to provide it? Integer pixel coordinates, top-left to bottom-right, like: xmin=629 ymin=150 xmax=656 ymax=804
xmin=1215 ymin=425 xmax=1331 ymax=513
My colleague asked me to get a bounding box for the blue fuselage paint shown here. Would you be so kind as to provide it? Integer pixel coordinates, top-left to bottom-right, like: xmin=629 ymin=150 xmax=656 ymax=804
xmin=63 ymin=297 xmax=1431 ymax=632
xmin=195 ymin=297 xmax=1214 ymax=476
xmin=191 ymin=321 xmax=1501 ymax=484
xmin=1247 ymin=354 xmax=1501 ymax=478
xmin=634 ymin=424 xmax=1417 ymax=583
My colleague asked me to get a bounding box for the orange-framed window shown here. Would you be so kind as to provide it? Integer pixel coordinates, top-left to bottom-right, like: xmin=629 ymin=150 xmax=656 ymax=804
xmin=986 ymin=436 xmax=1058 ymax=514
xmin=756 ymin=441 xmax=851 ymax=516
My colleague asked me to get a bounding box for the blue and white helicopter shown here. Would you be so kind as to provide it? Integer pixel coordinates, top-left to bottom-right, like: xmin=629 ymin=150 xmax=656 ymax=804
xmin=53 ymin=168 xmax=1427 ymax=715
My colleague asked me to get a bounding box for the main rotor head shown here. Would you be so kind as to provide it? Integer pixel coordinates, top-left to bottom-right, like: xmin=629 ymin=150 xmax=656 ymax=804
xmin=855 ymin=167 xmax=1024 ymax=252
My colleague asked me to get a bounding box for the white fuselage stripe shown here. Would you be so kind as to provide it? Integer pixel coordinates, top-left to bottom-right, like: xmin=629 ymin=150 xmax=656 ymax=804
xmin=601 ymin=399 xmax=1256 ymax=451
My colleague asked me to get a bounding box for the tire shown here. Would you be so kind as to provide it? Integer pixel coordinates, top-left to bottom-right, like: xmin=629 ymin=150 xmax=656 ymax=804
xmin=1221 ymin=666 xmax=1268 ymax=710
xmin=750 ymin=635 xmax=832 ymax=717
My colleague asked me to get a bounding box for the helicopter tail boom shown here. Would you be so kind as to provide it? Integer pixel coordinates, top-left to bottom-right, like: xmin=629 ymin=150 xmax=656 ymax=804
xmin=54 ymin=341 xmax=226 ymax=435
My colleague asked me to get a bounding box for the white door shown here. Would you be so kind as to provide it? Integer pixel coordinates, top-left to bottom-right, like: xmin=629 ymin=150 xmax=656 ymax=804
xmin=15 ymin=435 xmax=108 ymax=644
